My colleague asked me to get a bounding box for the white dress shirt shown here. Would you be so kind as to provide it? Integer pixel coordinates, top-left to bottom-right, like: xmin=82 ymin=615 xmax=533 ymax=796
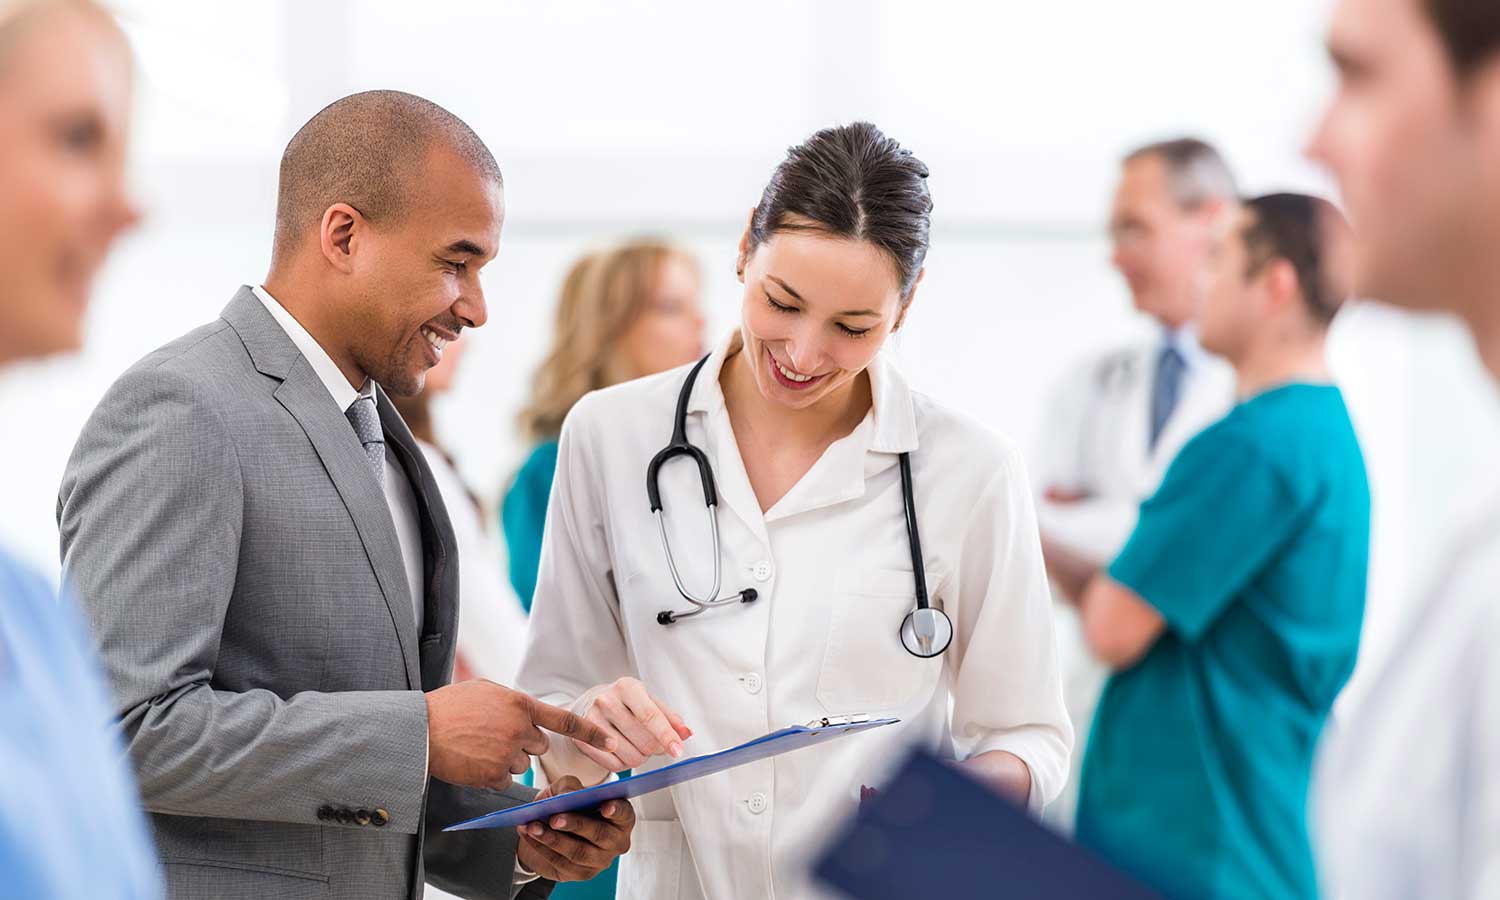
xmin=516 ymin=330 xmax=1073 ymax=900
xmin=252 ymin=286 xmax=425 ymax=631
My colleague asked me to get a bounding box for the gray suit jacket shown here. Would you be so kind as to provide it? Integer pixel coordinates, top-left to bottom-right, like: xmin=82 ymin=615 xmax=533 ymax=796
xmin=58 ymin=286 xmax=553 ymax=900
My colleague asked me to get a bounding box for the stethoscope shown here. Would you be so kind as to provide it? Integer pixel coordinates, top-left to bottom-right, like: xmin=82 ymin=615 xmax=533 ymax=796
xmin=646 ymin=355 xmax=954 ymax=659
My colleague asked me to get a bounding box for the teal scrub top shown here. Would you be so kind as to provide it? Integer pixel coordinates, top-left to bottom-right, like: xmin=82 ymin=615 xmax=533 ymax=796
xmin=1076 ymin=384 xmax=1369 ymax=900
xmin=501 ymin=440 xmax=559 ymax=612
xmin=500 ymin=439 xmax=619 ymax=899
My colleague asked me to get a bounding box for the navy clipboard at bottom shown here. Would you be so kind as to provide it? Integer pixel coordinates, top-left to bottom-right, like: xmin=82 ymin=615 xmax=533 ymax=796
xmin=444 ymin=717 xmax=900 ymax=832
xmin=812 ymin=748 xmax=1165 ymax=900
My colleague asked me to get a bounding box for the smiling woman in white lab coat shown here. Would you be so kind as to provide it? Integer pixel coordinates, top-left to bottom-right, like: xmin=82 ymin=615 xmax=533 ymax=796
xmin=516 ymin=122 xmax=1072 ymax=900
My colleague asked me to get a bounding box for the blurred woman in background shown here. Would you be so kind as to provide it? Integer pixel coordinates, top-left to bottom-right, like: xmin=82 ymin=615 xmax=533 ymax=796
xmin=505 ymin=239 xmax=707 ymax=610
xmin=0 ymin=1 xmax=160 ymax=897
xmin=502 ymin=238 xmax=705 ymax=900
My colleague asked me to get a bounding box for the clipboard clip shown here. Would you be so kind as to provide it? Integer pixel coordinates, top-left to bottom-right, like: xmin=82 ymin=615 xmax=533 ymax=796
xmin=805 ymin=714 xmax=872 ymax=729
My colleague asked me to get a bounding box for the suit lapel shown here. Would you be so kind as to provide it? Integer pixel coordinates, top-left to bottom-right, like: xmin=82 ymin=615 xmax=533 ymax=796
xmin=221 ymin=287 xmax=422 ymax=689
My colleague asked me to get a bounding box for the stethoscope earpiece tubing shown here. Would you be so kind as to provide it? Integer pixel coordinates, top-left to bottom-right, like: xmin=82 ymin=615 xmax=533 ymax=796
xmin=650 ymin=354 xmax=947 ymax=657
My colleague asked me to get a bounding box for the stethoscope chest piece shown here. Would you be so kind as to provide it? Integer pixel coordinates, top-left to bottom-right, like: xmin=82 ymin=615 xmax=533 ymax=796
xmin=900 ymin=605 xmax=953 ymax=659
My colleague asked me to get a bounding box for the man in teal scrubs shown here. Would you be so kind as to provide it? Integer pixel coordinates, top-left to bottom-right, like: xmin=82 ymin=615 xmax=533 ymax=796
xmin=1044 ymin=193 xmax=1369 ymax=899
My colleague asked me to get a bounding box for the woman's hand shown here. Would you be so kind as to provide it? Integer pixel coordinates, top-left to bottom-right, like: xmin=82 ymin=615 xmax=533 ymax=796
xmin=572 ymin=677 xmax=694 ymax=771
xmin=958 ymin=750 xmax=1032 ymax=807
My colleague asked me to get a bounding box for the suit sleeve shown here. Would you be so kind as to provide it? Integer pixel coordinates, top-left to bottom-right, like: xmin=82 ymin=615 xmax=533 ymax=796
xmin=57 ymin=364 xmax=432 ymax=833
xmin=422 ymin=780 xmax=555 ymax=900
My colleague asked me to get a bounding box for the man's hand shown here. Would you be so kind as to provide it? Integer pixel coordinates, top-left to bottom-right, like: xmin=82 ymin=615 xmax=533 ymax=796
xmin=425 ymin=680 xmax=616 ymax=790
xmin=516 ymin=776 xmax=636 ymax=882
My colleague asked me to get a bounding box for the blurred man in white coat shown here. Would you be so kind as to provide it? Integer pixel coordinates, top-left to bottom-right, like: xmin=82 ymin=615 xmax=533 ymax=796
xmin=1036 ymin=138 xmax=1239 ymax=827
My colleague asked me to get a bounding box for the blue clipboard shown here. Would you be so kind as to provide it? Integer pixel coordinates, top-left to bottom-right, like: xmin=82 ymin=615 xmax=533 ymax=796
xmin=812 ymin=748 xmax=1164 ymax=899
xmin=444 ymin=717 xmax=900 ymax=832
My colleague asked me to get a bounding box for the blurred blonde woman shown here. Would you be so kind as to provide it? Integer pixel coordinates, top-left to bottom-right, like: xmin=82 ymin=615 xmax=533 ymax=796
xmin=0 ymin=1 xmax=160 ymax=897
xmin=504 ymin=240 xmax=706 ymax=610
xmin=502 ymin=239 xmax=704 ymax=900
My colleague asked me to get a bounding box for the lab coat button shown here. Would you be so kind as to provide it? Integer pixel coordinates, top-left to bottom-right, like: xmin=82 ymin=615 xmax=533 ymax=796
xmin=740 ymin=673 xmax=763 ymax=694
xmin=747 ymin=792 xmax=768 ymax=814
xmin=752 ymin=561 xmax=772 ymax=582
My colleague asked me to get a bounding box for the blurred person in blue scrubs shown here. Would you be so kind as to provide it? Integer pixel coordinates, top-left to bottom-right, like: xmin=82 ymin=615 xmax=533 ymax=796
xmin=0 ymin=1 xmax=159 ymax=897
xmin=504 ymin=239 xmax=706 ymax=610
xmin=1307 ymin=1 xmax=1500 ymax=895
xmin=1047 ymin=194 xmax=1369 ymax=899
xmin=501 ymin=239 xmax=704 ymax=900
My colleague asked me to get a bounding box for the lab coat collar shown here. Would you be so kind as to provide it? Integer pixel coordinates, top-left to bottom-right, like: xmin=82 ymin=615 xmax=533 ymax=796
xmin=685 ymin=330 xmax=919 ymax=524
xmin=686 ymin=329 xmax=920 ymax=456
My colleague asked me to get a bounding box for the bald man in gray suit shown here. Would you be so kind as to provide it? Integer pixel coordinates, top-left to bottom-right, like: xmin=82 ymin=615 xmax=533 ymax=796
xmin=58 ymin=91 xmax=632 ymax=900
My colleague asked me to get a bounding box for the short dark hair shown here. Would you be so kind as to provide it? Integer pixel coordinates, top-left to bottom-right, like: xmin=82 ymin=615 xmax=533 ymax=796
xmin=1240 ymin=193 xmax=1353 ymax=325
xmin=1423 ymin=0 xmax=1500 ymax=74
xmin=748 ymin=122 xmax=933 ymax=299
xmin=1124 ymin=137 xmax=1239 ymax=211
xmin=273 ymin=90 xmax=501 ymax=260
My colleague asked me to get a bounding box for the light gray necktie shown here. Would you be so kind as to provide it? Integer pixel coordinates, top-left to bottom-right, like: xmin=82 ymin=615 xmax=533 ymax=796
xmin=345 ymin=395 xmax=385 ymax=483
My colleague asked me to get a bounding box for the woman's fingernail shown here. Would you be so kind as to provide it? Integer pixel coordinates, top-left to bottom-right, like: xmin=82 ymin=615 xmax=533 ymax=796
xmin=528 ymin=824 xmax=543 ymax=837
xmin=670 ymin=742 xmax=684 ymax=758
xmin=554 ymin=816 xmax=568 ymax=829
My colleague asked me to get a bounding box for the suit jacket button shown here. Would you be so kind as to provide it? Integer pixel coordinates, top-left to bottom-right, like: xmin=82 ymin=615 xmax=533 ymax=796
xmin=372 ymin=808 xmax=390 ymax=827
xmin=354 ymin=809 xmax=372 ymax=827
xmin=336 ymin=808 xmax=354 ymax=825
xmin=316 ymin=805 xmax=335 ymax=822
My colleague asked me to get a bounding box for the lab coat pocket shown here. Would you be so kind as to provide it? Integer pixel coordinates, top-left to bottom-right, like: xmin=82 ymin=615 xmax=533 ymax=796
xmin=616 ymin=818 xmax=689 ymax=900
xmin=816 ymin=569 xmax=942 ymax=713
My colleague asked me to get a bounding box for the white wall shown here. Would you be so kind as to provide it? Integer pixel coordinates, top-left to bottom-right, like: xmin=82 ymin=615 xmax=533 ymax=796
xmin=2 ymin=0 xmax=1496 ymax=684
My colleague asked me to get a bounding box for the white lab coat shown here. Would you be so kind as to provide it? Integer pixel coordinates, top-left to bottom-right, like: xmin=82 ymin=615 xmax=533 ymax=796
xmin=1033 ymin=332 xmax=1234 ymax=831
xmin=1314 ymin=473 xmax=1500 ymax=900
xmin=1035 ymin=333 xmax=1235 ymax=559
xmin=516 ymin=331 xmax=1073 ymax=900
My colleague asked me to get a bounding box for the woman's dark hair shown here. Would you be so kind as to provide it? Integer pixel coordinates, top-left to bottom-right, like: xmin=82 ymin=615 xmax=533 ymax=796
xmin=1424 ymin=0 xmax=1500 ymax=75
xmin=748 ymin=122 xmax=933 ymax=300
xmin=1241 ymin=193 xmax=1353 ymax=325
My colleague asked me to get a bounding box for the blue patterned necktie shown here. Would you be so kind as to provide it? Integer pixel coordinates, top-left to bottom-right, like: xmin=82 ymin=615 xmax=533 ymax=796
xmin=1149 ymin=343 xmax=1185 ymax=451
xmin=344 ymin=394 xmax=385 ymax=483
